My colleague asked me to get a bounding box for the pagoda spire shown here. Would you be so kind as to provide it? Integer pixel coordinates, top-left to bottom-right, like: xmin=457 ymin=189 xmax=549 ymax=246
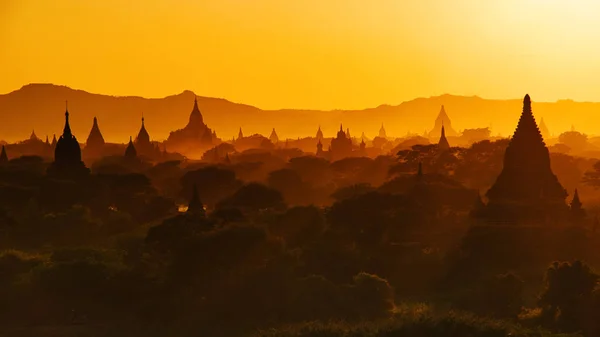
xmin=269 ymin=128 xmax=279 ymax=143
xmin=238 ymin=127 xmax=244 ymax=139
xmin=125 ymin=136 xmax=137 ymax=158
xmin=379 ymin=123 xmax=387 ymax=138
xmin=187 ymin=95 xmax=204 ymax=127
xmin=316 ymin=125 xmax=324 ymax=140
xmin=485 ymin=94 xmax=568 ymax=224
xmin=63 ymin=100 xmax=72 ymax=138
xmin=570 ymin=188 xmax=585 ymax=225
xmin=86 ymin=116 xmax=105 ymax=148
xmin=0 ymin=145 xmax=7 ymax=164
xmin=438 ymin=123 xmax=450 ymax=150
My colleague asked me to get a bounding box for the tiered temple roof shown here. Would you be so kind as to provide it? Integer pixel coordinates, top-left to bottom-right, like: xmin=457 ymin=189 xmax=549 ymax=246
xmin=484 ymin=94 xmax=567 ymax=224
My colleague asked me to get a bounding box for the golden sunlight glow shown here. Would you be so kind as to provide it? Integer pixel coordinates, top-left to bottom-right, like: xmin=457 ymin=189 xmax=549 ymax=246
xmin=3 ymin=0 xmax=600 ymax=111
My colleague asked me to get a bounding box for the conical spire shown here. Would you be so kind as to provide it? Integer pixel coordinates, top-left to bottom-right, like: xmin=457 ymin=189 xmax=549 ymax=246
xmin=125 ymin=136 xmax=137 ymax=158
xmin=45 ymin=135 xmax=49 ymax=145
xmin=379 ymin=123 xmax=387 ymax=138
xmin=188 ymin=184 xmax=205 ymax=216
xmin=51 ymin=134 xmax=57 ymax=147
xmin=571 ymin=189 xmax=582 ymax=210
xmin=136 ymin=113 xmax=150 ymax=145
xmin=63 ymin=101 xmax=72 ymax=138
xmin=485 ymin=94 xmax=568 ymax=221
xmin=0 ymin=145 xmax=8 ymax=164
xmin=30 ymin=130 xmax=38 ymax=141
xmin=438 ymin=123 xmax=450 ymax=151
xmin=570 ymin=188 xmax=586 ymax=225
xmin=316 ymin=125 xmax=324 ymax=140
xmin=511 ymin=95 xmax=544 ymax=144
xmin=269 ymin=128 xmax=279 ymax=143
xmin=430 ymin=105 xmax=457 ymax=138
xmin=187 ymin=96 xmax=204 ymax=127
xmin=86 ymin=116 xmax=105 ymax=148
xmin=238 ymin=127 xmax=244 ymax=139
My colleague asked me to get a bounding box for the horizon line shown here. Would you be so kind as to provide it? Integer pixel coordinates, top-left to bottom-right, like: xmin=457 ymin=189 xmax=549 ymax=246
xmin=2 ymin=83 xmax=589 ymax=112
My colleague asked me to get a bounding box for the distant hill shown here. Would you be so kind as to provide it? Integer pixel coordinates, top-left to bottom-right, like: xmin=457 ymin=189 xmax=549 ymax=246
xmin=0 ymin=84 xmax=597 ymax=143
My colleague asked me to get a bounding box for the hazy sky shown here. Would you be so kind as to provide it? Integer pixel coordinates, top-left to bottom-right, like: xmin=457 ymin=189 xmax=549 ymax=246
xmin=2 ymin=0 xmax=600 ymax=110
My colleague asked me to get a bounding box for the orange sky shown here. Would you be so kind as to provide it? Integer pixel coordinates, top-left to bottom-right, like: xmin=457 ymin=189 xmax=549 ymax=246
xmin=2 ymin=0 xmax=600 ymax=110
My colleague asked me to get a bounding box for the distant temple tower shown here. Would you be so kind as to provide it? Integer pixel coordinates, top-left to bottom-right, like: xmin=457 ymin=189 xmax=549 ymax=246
xmin=330 ymin=124 xmax=353 ymax=161
xmin=361 ymin=132 xmax=367 ymax=143
xmin=47 ymin=102 xmax=89 ymax=177
xmin=379 ymin=123 xmax=387 ymax=138
xmin=125 ymin=136 xmax=137 ymax=159
xmin=316 ymin=139 xmax=324 ymax=157
xmin=165 ymin=96 xmax=217 ymax=154
xmin=316 ymin=126 xmax=324 ymax=141
xmin=238 ymin=127 xmax=244 ymax=140
xmin=484 ymin=95 xmax=567 ymax=224
xmin=30 ymin=130 xmax=39 ymax=142
xmin=269 ymin=128 xmax=279 ymax=143
xmin=438 ymin=124 xmax=450 ymax=151
xmin=0 ymin=146 xmax=8 ymax=164
xmin=569 ymin=189 xmax=586 ymax=226
xmin=429 ymin=105 xmax=458 ymax=139
xmin=85 ymin=117 xmax=105 ymax=154
xmin=134 ymin=115 xmax=154 ymax=156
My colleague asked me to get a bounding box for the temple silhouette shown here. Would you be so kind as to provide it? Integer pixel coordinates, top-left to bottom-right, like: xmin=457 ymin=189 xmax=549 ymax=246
xmin=165 ymin=97 xmax=219 ymax=155
xmin=429 ymin=105 xmax=458 ymax=139
xmin=46 ymin=103 xmax=89 ymax=177
xmin=482 ymin=94 xmax=568 ymax=225
xmin=85 ymin=116 xmax=105 ymax=155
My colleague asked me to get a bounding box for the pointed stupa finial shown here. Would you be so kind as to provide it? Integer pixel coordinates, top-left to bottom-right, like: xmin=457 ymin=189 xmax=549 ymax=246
xmin=572 ymin=188 xmax=581 ymax=205
xmin=0 ymin=145 xmax=7 ymax=164
xmin=63 ymin=101 xmax=72 ymax=138
xmin=125 ymin=136 xmax=137 ymax=158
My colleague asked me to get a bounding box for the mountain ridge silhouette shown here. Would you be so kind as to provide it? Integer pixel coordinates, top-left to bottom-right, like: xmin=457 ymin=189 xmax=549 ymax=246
xmin=0 ymin=83 xmax=597 ymax=143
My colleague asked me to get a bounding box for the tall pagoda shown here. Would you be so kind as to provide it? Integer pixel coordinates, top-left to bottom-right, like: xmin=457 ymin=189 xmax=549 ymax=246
xmin=85 ymin=117 xmax=105 ymax=154
xmin=428 ymin=105 xmax=458 ymax=139
xmin=47 ymin=102 xmax=89 ymax=177
xmin=438 ymin=124 xmax=450 ymax=151
xmin=269 ymin=128 xmax=279 ymax=143
xmin=484 ymin=94 xmax=567 ymax=224
xmin=165 ymin=96 xmax=217 ymax=155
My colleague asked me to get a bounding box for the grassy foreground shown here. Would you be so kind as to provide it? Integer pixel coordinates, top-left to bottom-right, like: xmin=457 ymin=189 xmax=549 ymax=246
xmin=0 ymin=305 xmax=582 ymax=337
